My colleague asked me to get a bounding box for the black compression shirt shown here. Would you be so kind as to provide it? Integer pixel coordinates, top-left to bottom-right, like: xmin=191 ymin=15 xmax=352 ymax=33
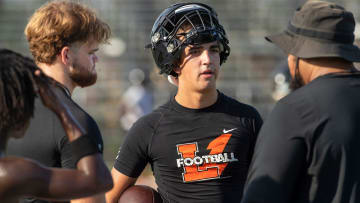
xmin=114 ymin=91 xmax=263 ymax=203
xmin=242 ymin=73 xmax=360 ymax=203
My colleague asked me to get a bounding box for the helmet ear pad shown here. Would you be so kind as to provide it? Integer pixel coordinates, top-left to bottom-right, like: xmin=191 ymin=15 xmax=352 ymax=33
xmin=152 ymin=41 xmax=184 ymax=77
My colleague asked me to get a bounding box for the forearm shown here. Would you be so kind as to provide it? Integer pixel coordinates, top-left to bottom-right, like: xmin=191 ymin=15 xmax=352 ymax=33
xmin=32 ymin=155 xmax=112 ymax=200
xmin=75 ymin=154 xmax=113 ymax=193
xmin=105 ymin=168 xmax=137 ymax=203
xmin=106 ymin=181 xmax=134 ymax=203
xmin=57 ymin=109 xmax=84 ymax=142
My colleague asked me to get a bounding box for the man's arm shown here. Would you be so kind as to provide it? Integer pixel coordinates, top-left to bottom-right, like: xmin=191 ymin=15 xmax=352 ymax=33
xmin=105 ymin=168 xmax=137 ymax=203
xmin=104 ymin=97 xmax=157 ymax=203
xmin=241 ymin=102 xmax=307 ymax=203
xmin=19 ymin=71 xmax=113 ymax=199
xmin=55 ymin=123 xmax=107 ymax=203
xmin=105 ymin=115 xmax=154 ymax=203
xmin=7 ymin=155 xmax=111 ymax=201
xmin=48 ymin=85 xmax=107 ymax=203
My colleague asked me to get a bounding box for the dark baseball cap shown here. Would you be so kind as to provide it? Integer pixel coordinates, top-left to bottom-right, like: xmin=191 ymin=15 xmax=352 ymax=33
xmin=266 ymin=1 xmax=360 ymax=62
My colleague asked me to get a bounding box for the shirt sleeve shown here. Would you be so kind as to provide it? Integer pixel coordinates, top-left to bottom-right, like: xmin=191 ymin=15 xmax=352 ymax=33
xmin=113 ymin=114 xmax=156 ymax=178
xmin=52 ymin=113 xmax=76 ymax=169
xmin=242 ymin=101 xmax=307 ymax=203
xmin=60 ymin=137 xmax=75 ymax=169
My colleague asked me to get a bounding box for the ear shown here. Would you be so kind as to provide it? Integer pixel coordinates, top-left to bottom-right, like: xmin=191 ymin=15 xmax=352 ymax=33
xmin=287 ymin=54 xmax=297 ymax=78
xmin=59 ymin=46 xmax=72 ymax=65
xmin=173 ymin=60 xmax=182 ymax=75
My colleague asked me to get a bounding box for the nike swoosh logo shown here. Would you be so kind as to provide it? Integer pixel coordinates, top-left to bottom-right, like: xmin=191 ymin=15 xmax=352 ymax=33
xmin=223 ymin=128 xmax=237 ymax=134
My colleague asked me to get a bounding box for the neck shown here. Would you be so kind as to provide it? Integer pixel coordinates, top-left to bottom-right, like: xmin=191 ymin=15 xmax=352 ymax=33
xmin=175 ymin=88 xmax=218 ymax=109
xmin=37 ymin=62 xmax=75 ymax=95
xmin=300 ymin=59 xmax=356 ymax=84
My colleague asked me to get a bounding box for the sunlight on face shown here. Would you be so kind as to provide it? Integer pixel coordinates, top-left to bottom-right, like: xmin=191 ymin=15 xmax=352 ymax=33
xmin=176 ymin=41 xmax=221 ymax=92
xmin=69 ymin=39 xmax=100 ymax=87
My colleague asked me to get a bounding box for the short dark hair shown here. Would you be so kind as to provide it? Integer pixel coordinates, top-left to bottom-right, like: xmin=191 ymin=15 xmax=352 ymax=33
xmin=0 ymin=49 xmax=38 ymax=134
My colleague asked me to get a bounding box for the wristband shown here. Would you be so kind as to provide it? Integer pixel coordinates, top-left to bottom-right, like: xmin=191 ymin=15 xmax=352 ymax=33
xmin=70 ymin=135 xmax=101 ymax=164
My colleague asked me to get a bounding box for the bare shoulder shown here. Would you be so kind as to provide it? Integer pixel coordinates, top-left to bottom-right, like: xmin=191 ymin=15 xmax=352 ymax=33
xmin=0 ymin=157 xmax=46 ymax=200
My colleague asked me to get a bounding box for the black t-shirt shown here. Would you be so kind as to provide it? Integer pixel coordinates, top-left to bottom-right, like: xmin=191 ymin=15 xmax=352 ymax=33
xmin=114 ymin=92 xmax=263 ymax=203
xmin=242 ymin=73 xmax=360 ymax=203
xmin=6 ymin=83 xmax=103 ymax=203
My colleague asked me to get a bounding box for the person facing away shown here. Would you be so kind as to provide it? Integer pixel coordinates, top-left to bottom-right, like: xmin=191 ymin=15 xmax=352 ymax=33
xmin=242 ymin=1 xmax=360 ymax=203
xmin=0 ymin=48 xmax=112 ymax=203
xmin=106 ymin=3 xmax=263 ymax=203
xmin=6 ymin=1 xmax=111 ymax=203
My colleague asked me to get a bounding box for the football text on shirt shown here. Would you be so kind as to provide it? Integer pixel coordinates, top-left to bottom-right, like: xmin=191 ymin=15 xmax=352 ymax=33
xmin=176 ymin=133 xmax=239 ymax=182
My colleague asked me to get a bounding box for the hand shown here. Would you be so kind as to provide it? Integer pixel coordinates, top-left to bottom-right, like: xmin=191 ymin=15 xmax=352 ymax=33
xmin=34 ymin=69 xmax=66 ymax=115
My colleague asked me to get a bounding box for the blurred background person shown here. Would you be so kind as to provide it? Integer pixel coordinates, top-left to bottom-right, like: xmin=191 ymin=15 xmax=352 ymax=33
xmin=118 ymin=68 xmax=154 ymax=132
xmin=271 ymin=59 xmax=291 ymax=101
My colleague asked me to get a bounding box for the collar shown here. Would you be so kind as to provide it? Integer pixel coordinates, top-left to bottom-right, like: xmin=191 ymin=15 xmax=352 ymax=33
xmin=54 ymin=82 xmax=71 ymax=97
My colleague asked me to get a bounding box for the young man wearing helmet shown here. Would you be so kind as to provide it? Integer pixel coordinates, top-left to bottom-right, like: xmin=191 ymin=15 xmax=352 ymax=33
xmin=106 ymin=3 xmax=262 ymax=203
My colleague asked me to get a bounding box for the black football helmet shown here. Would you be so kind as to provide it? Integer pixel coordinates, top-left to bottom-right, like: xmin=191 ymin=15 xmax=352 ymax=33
xmin=148 ymin=3 xmax=230 ymax=76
